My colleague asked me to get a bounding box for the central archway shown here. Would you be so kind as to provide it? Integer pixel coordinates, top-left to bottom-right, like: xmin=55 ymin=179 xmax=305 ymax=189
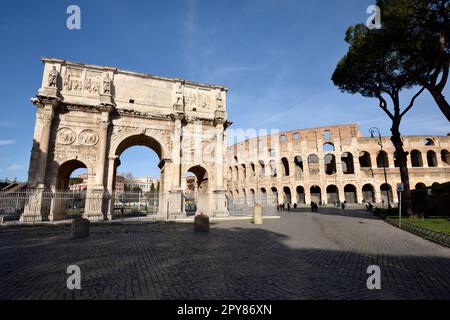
xmin=109 ymin=133 xmax=165 ymax=218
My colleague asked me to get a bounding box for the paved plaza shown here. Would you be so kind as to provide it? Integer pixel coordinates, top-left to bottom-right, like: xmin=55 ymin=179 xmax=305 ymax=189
xmin=1 ymin=208 xmax=450 ymax=300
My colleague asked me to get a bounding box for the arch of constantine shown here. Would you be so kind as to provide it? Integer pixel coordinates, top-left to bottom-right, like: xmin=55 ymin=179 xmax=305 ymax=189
xmin=226 ymin=124 xmax=450 ymax=207
xmin=21 ymin=58 xmax=230 ymax=222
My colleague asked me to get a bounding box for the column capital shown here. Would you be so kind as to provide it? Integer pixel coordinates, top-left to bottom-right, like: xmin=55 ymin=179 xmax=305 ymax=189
xmin=31 ymin=96 xmax=61 ymax=109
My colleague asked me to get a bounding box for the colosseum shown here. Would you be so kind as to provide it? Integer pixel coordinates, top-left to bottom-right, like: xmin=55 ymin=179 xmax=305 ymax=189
xmin=226 ymin=123 xmax=450 ymax=209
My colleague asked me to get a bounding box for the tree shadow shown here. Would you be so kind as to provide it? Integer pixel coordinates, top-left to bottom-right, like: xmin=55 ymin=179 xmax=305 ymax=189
xmin=0 ymin=221 xmax=450 ymax=300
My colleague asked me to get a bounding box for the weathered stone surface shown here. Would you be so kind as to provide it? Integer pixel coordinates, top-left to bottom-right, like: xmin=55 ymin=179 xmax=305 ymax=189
xmin=253 ymin=203 xmax=263 ymax=224
xmin=193 ymin=213 xmax=210 ymax=232
xmin=226 ymin=124 xmax=450 ymax=207
xmin=70 ymin=218 xmax=90 ymax=238
xmin=23 ymin=58 xmax=230 ymax=222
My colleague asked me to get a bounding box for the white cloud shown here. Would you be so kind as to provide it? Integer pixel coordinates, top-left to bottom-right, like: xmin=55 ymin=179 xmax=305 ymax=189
xmin=0 ymin=163 xmax=23 ymax=172
xmin=0 ymin=140 xmax=16 ymax=146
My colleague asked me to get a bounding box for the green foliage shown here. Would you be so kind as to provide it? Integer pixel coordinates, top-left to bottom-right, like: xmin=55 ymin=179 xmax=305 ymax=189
xmin=69 ymin=177 xmax=83 ymax=185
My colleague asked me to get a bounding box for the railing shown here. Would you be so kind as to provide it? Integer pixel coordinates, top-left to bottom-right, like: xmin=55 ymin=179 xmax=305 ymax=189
xmin=227 ymin=195 xmax=278 ymax=216
xmin=386 ymin=218 xmax=450 ymax=248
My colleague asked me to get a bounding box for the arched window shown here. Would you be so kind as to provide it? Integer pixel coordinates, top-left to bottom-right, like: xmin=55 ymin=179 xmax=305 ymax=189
xmin=324 ymin=154 xmax=336 ymax=175
xmin=359 ymin=151 xmax=372 ymax=168
xmin=376 ymin=151 xmax=389 ymax=168
xmin=260 ymin=188 xmax=267 ymax=205
xmin=250 ymin=162 xmax=256 ymax=176
xmin=410 ymin=150 xmax=423 ymax=167
xmin=323 ymin=142 xmax=335 ymax=152
xmin=283 ymin=186 xmax=292 ymax=205
xmin=241 ymin=164 xmax=247 ymax=179
xmin=259 ymin=160 xmax=266 ymax=176
xmin=427 ymin=151 xmax=438 ymax=167
xmin=344 ymin=184 xmax=357 ymax=203
xmin=296 ymin=186 xmax=305 ymax=204
xmin=271 ymin=187 xmax=278 ymax=204
xmin=442 ymin=150 xmax=450 ymax=165
xmin=326 ymin=185 xmax=339 ymax=204
xmin=380 ymin=184 xmax=393 ymax=205
xmin=269 ymin=160 xmax=277 ymax=177
xmin=424 ymin=138 xmax=435 ymax=146
xmin=281 ymin=157 xmax=290 ymax=176
xmin=362 ymin=184 xmax=375 ymax=202
xmin=308 ymin=154 xmax=319 ymax=175
xmin=294 ymin=156 xmax=303 ymax=179
xmin=341 ymin=152 xmax=354 ymax=174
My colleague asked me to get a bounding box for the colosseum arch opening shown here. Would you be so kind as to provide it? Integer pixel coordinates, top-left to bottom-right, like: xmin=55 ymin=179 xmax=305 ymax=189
xmin=410 ymin=150 xmax=423 ymax=167
xmin=362 ymin=184 xmax=375 ymax=203
xmin=341 ymin=152 xmax=354 ymax=174
xmin=427 ymin=151 xmax=438 ymax=167
xmin=376 ymin=151 xmax=389 ymax=168
xmin=359 ymin=151 xmax=372 ymax=168
xmin=296 ymin=186 xmax=305 ymax=204
xmin=326 ymin=185 xmax=339 ymax=204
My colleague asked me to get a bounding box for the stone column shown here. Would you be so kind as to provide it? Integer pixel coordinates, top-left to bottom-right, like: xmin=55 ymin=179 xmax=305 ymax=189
xmin=21 ymin=97 xmax=59 ymax=222
xmin=95 ymin=113 xmax=111 ymax=188
xmin=337 ymin=185 xmax=345 ymax=203
xmin=35 ymin=100 xmax=58 ymax=188
xmin=167 ymin=114 xmax=184 ymax=219
xmin=171 ymin=114 xmax=183 ymax=189
xmin=356 ymin=186 xmax=364 ymax=204
xmin=106 ymin=156 xmax=118 ymax=220
xmin=85 ymin=111 xmax=111 ymax=221
xmin=304 ymin=185 xmax=311 ymax=205
xmin=213 ymin=118 xmax=228 ymax=217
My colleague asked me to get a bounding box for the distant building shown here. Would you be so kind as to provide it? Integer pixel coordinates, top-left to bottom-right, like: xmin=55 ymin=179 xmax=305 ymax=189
xmin=124 ymin=177 xmax=159 ymax=193
xmin=69 ymin=173 xmax=125 ymax=192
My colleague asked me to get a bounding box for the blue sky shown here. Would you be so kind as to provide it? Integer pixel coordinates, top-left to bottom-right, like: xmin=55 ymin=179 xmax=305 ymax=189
xmin=1 ymin=0 xmax=449 ymax=181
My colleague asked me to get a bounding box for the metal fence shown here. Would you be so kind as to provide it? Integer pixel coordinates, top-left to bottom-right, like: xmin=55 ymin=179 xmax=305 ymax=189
xmin=386 ymin=218 xmax=450 ymax=248
xmin=227 ymin=195 xmax=278 ymax=216
xmin=0 ymin=190 xmax=282 ymax=223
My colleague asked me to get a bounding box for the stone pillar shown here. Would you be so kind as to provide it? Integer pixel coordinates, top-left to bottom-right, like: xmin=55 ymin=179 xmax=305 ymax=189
xmin=84 ymin=189 xmax=105 ymax=221
xmin=213 ymin=119 xmax=228 ymax=217
xmin=375 ymin=188 xmax=382 ymax=204
xmin=35 ymin=100 xmax=58 ymax=188
xmin=304 ymin=186 xmax=311 ymax=205
xmin=356 ymin=186 xmax=364 ymax=204
xmin=22 ymin=97 xmax=59 ymax=222
xmin=106 ymin=156 xmax=118 ymax=220
xmin=337 ymin=185 xmax=345 ymax=203
xmin=168 ymin=114 xmax=184 ymax=218
xmin=94 ymin=113 xmax=111 ymax=188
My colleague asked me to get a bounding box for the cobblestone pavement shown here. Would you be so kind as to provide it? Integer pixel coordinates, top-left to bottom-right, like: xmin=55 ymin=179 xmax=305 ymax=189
xmin=1 ymin=208 xmax=450 ymax=300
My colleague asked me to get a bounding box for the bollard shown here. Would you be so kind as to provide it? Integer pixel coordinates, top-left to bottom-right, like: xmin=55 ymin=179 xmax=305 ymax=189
xmin=71 ymin=218 xmax=90 ymax=238
xmin=253 ymin=203 xmax=263 ymax=224
xmin=194 ymin=212 xmax=209 ymax=232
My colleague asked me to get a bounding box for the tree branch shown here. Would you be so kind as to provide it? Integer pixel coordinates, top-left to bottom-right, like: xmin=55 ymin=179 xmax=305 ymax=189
xmin=436 ymin=61 xmax=449 ymax=92
xmin=400 ymin=86 xmax=426 ymax=118
xmin=376 ymin=94 xmax=395 ymax=120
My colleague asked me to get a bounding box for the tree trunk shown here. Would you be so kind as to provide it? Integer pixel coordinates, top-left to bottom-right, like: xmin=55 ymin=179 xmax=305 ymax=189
xmin=390 ymin=121 xmax=413 ymax=217
xmin=427 ymin=85 xmax=450 ymax=122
